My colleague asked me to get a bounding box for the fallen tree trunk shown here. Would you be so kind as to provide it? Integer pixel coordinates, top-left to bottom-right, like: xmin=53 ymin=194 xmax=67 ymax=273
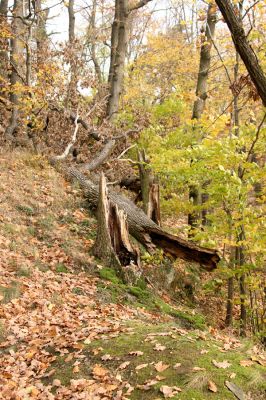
xmin=69 ymin=167 xmax=220 ymax=270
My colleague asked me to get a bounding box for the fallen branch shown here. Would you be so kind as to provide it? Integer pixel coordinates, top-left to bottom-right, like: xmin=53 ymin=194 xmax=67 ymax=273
xmin=80 ymin=139 xmax=116 ymax=172
xmin=53 ymin=110 xmax=79 ymax=161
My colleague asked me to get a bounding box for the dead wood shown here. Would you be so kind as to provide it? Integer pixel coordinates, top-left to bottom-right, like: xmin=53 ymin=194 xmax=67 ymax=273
xmin=69 ymin=167 xmax=220 ymax=271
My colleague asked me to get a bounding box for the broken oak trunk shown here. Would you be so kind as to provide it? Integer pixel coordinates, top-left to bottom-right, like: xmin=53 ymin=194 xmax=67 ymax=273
xmin=92 ymin=173 xmax=141 ymax=283
xmin=69 ymin=168 xmax=220 ymax=271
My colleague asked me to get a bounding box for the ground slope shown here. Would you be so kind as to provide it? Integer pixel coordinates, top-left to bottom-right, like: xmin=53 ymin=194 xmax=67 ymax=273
xmin=0 ymin=151 xmax=265 ymax=400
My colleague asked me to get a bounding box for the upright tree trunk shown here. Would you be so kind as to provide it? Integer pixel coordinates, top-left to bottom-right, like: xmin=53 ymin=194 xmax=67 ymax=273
xmin=138 ymin=150 xmax=161 ymax=226
xmin=89 ymin=0 xmax=102 ymax=84
xmin=35 ymin=0 xmax=49 ymax=67
xmin=238 ymin=227 xmax=247 ymax=337
xmin=215 ymin=0 xmax=266 ymax=106
xmin=188 ymin=3 xmax=217 ymax=232
xmin=5 ymin=0 xmax=25 ymax=138
xmin=66 ymin=0 xmax=77 ymax=107
xmin=192 ymin=3 xmax=217 ymax=119
xmin=106 ymin=0 xmax=128 ymax=119
xmin=0 ymin=0 xmax=9 ymax=95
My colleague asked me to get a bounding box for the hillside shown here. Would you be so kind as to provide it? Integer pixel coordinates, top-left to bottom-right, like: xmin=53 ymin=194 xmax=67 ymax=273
xmin=0 ymin=151 xmax=265 ymax=400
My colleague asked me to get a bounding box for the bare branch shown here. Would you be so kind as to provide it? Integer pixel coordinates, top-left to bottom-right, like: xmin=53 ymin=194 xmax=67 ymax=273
xmin=128 ymin=0 xmax=153 ymax=12
xmin=54 ymin=110 xmax=79 ymax=161
xmin=81 ymin=139 xmax=116 ymax=172
xmin=117 ymin=144 xmax=137 ymax=159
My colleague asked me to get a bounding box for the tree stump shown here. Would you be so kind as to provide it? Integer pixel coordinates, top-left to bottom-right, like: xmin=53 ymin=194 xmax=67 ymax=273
xmin=92 ymin=173 xmax=141 ymax=283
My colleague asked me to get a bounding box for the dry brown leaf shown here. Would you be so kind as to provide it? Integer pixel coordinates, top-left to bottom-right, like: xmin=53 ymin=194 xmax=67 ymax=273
xmin=160 ymin=385 xmax=182 ymax=398
xmin=101 ymin=354 xmax=113 ymax=361
xmin=193 ymin=366 xmax=206 ymax=372
xmin=129 ymin=351 xmax=144 ymax=356
xmin=239 ymin=359 xmax=254 ymax=367
xmin=212 ymin=360 xmax=231 ymax=369
xmin=154 ymin=343 xmax=166 ymax=351
xmin=156 ymin=375 xmax=167 ymax=381
xmin=52 ymin=379 xmax=61 ymax=387
xmin=92 ymin=364 xmax=108 ymax=377
xmin=118 ymin=361 xmax=130 ymax=370
xmin=73 ymin=365 xmax=80 ymax=373
xmin=154 ymin=361 xmax=169 ymax=372
xmin=173 ymin=362 xmax=182 ymax=369
xmin=208 ymin=380 xmax=218 ymax=393
xmin=135 ymin=363 xmax=149 ymax=370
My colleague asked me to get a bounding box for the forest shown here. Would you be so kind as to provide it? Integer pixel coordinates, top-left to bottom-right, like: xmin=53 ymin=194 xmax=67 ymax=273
xmin=0 ymin=0 xmax=266 ymax=399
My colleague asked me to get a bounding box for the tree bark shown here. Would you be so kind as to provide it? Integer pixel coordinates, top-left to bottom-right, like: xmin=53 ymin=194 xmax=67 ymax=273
xmin=106 ymin=0 xmax=128 ymax=119
xmin=188 ymin=3 xmax=217 ymax=232
xmin=69 ymin=167 xmax=220 ymax=270
xmin=92 ymin=173 xmax=141 ymax=283
xmin=0 ymin=0 xmax=9 ymax=94
xmin=5 ymin=0 xmax=25 ymax=138
xmin=66 ymin=0 xmax=77 ymax=107
xmin=35 ymin=0 xmax=49 ymax=67
xmin=215 ymin=0 xmax=266 ymax=106
xmin=137 ymin=149 xmax=161 ymax=225
xmin=192 ymin=3 xmax=217 ymax=119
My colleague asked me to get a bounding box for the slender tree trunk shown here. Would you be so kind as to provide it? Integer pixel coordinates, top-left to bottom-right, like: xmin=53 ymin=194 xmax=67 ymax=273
xmin=35 ymin=0 xmax=49 ymax=67
xmin=0 ymin=0 xmax=9 ymax=94
xmin=66 ymin=0 xmax=77 ymax=107
xmin=215 ymin=0 xmax=266 ymax=106
xmin=106 ymin=0 xmax=128 ymax=119
xmin=89 ymin=0 xmax=102 ymax=83
xmin=5 ymin=0 xmax=25 ymax=138
xmin=192 ymin=3 xmax=217 ymax=119
xmin=138 ymin=149 xmax=161 ymax=226
xmin=188 ymin=3 xmax=217 ymax=231
xmin=238 ymin=227 xmax=247 ymax=337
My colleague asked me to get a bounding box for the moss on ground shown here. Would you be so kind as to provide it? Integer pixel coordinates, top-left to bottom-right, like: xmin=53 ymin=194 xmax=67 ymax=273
xmin=45 ymin=320 xmax=266 ymax=399
xmin=97 ymin=267 xmax=207 ymax=330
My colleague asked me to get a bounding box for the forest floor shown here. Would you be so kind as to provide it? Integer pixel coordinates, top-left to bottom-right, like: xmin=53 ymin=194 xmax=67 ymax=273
xmin=0 ymin=151 xmax=265 ymax=400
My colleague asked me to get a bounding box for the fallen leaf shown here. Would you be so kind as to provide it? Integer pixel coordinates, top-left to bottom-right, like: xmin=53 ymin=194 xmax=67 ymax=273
xmin=193 ymin=366 xmax=206 ymax=372
xmin=84 ymin=338 xmax=91 ymax=345
xmin=73 ymin=365 xmax=80 ymax=373
xmin=135 ymin=363 xmax=149 ymax=370
xmin=154 ymin=361 xmax=169 ymax=372
xmin=129 ymin=351 xmax=144 ymax=356
xmin=52 ymin=379 xmax=61 ymax=387
xmin=208 ymin=380 xmax=218 ymax=393
xmin=118 ymin=361 xmax=130 ymax=370
xmin=239 ymin=360 xmax=254 ymax=367
xmin=173 ymin=362 xmax=182 ymax=369
xmin=230 ymin=373 xmax=236 ymax=379
xmin=160 ymin=385 xmax=182 ymax=398
xmin=156 ymin=375 xmax=167 ymax=381
xmin=200 ymin=349 xmax=209 ymax=354
xmin=154 ymin=343 xmax=166 ymax=351
xmin=101 ymin=354 xmax=113 ymax=361
xmin=92 ymin=364 xmax=108 ymax=377
xmin=212 ymin=360 xmax=231 ymax=369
